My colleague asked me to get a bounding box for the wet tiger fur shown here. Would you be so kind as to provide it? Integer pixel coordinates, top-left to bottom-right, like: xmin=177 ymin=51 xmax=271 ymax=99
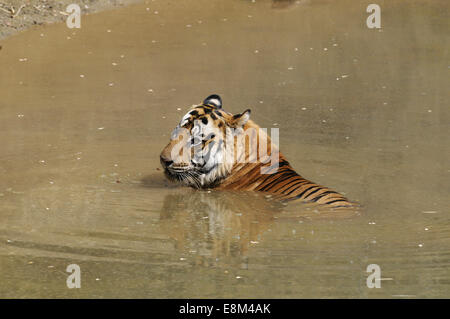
xmin=160 ymin=94 xmax=355 ymax=207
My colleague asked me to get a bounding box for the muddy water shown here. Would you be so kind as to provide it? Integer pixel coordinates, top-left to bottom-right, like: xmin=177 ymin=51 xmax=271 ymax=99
xmin=0 ymin=0 xmax=448 ymax=298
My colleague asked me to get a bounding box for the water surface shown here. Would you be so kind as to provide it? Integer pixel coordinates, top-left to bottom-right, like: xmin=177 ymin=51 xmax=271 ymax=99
xmin=0 ymin=0 xmax=448 ymax=298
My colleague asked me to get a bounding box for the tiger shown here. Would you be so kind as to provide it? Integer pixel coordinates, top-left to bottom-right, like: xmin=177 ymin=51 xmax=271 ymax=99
xmin=160 ymin=94 xmax=355 ymax=207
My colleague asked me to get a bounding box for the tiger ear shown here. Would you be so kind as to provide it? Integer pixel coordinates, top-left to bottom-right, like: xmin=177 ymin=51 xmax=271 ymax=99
xmin=203 ymin=94 xmax=222 ymax=109
xmin=230 ymin=109 xmax=251 ymax=128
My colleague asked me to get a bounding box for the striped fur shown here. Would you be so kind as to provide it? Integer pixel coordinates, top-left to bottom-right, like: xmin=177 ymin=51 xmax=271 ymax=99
xmin=160 ymin=95 xmax=355 ymax=208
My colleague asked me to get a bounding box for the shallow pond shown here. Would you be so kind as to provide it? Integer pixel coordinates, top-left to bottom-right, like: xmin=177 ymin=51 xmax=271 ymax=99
xmin=0 ymin=0 xmax=448 ymax=298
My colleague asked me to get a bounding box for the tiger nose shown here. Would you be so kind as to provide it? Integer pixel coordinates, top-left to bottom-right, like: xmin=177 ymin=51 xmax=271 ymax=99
xmin=160 ymin=155 xmax=173 ymax=167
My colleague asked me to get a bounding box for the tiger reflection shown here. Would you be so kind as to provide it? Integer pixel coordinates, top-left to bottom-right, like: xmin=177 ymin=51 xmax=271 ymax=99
xmin=158 ymin=190 xmax=281 ymax=264
xmin=158 ymin=190 xmax=360 ymax=266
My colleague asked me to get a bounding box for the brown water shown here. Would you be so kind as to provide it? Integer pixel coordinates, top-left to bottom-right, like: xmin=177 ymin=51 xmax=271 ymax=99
xmin=0 ymin=0 xmax=449 ymax=298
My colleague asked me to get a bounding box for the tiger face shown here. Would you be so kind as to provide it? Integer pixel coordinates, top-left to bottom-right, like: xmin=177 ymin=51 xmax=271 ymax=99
xmin=160 ymin=94 xmax=251 ymax=188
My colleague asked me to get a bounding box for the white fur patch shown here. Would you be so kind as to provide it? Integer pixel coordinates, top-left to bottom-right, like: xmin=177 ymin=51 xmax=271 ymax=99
xmin=207 ymin=98 xmax=221 ymax=107
xmin=179 ymin=111 xmax=192 ymax=127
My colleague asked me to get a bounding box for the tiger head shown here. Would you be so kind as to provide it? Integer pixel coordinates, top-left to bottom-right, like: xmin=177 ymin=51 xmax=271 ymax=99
xmin=160 ymin=94 xmax=255 ymax=188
